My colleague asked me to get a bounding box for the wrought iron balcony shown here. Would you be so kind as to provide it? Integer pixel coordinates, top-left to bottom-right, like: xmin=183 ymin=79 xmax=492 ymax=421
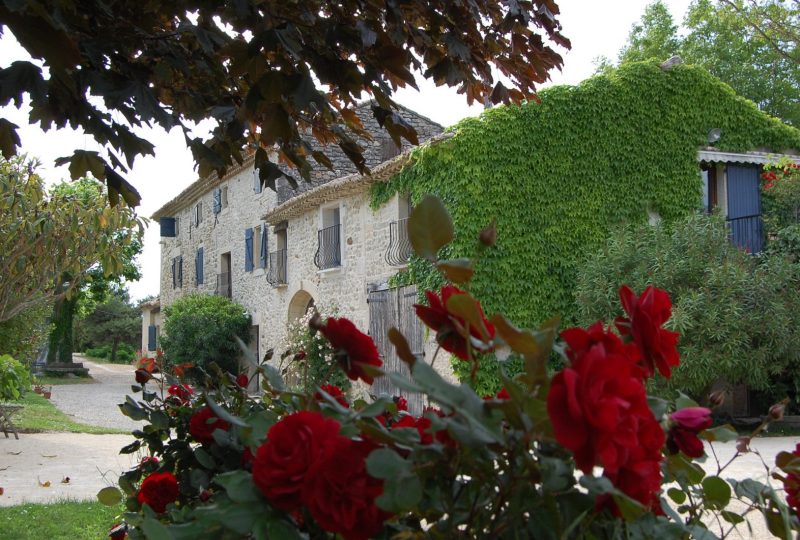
xmin=266 ymin=249 xmax=287 ymax=286
xmin=314 ymin=224 xmax=341 ymax=270
xmin=727 ymin=214 xmax=764 ymax=254
xmin=215 ymin=272 xmax=232 ymax=298
xmin=385 ymin=218 xmax=412 ymax=266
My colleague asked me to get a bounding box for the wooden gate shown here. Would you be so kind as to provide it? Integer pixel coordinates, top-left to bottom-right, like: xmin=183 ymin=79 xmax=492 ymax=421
xmin=368 ymin=284 xmax=425 ymax=413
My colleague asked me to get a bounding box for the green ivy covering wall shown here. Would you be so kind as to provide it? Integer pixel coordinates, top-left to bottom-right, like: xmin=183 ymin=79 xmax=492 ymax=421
xmin=371 ymin=61 xmax=800 ymax=387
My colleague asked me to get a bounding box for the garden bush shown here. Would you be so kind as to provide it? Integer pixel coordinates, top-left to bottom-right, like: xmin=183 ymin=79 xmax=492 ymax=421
xmin=160 ymin=294 xmax=251 ymax=375
xmin=103 ymin=197 xmax=800 ymax=539
xmin=575 ymin=212 xmax=800 ymax=402
xmin=0 ymin=354 xmax=31 ymax=401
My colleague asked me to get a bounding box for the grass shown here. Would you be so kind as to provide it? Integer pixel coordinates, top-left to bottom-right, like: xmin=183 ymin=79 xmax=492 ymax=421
xmin=0 ymin=500 xmax=123 ymax=540
xmin=34 ymin=376 xmax=95 ymax=386
xmin=6 ymin=393 xmax=128 ymax=435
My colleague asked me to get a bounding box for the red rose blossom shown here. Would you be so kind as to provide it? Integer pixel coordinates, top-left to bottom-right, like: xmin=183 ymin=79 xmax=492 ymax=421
xmin=393 ymin=415 xmax=434 ymax=445
xmin=108 ymin=523 xmax=127 ymax=540
xmin=315 ymin=384 xmax=349 ymax=408
xmin=189 ymin=406 xmax=231 ymax=445
xmin=134 ymin=369 xmax=151 ymax=385
xmin=395 ymin=396 xmax=408 ymax=412
xmin=319 ymin=317 xmax=382 ymax=384
xmin=252 ymin=411 xmax=341 ymax=512
xmin=414 ymin=285 xmax=495 ymax=360
xmin=782 ymin=443 xmax=800 ymax=513
xmin=615 ymin=285 xmax=680 ymax=379
xmin=137 ymin=472 xmax=179 ymax=513
xmin=667 ymin=407 xmax=712 ymax=458
xmin=167 ymin=384 xmax=194 ymax=404
xmin=236 ymin=373 xmax=249 ymax=388
xmin=302 ymin=437 xmax=389 ymax=540
xmin=548 ymin=323 xmax=661 ymax=475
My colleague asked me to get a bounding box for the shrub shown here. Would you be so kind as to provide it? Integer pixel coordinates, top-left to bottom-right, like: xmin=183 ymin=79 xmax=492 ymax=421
xmin=0 ymin=354 xmax=30 ymax=401
xmin=85 ymin=344 xmax=111 ymax=360
xmin=160 ymin=294 xmax=251 ymax=374
xmin=0 ymin=303 xmax=52 ymax=367
xmin=575 ymin=212 xmax=800 ymax=401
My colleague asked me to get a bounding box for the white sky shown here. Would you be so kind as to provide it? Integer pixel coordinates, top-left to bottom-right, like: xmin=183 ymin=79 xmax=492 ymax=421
xmin=0 ymin=0 xmax=693 ymax=303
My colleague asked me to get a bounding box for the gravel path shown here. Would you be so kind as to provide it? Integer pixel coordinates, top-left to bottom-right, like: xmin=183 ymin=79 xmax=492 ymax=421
xmin=48 ymin=356 xmax=142 ymax=431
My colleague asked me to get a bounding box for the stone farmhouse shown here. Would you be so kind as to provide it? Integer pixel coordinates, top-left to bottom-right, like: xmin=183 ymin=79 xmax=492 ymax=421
xmin=143 ymin=103 xmax=443 ymax=405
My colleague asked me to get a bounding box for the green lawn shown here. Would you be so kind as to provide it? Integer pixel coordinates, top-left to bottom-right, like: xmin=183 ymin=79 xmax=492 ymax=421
xmin=0 ymin=500 xmax=123 ymax=540
xmin=35 ymin=376 xmax=95 ymax=386
xmin=7 ymin=393 xmax=127 ymax=435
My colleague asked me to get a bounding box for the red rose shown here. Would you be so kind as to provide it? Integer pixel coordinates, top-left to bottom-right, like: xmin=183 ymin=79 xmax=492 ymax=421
xmin=139 ymin=456 xmax=159 ymax=469
xmin=302 ymin=438 xmax=389 ymax=540
xmin=319 ymin=318 xmax=382 ymax=384
xmin=137 ymin=472 xmax=179 ymax=513
xmin=548 ymin=324 xmax=660 ymax=474
xmin=415 ymin=285 xmax=495 ymax=360
xmin=315 ymin=384 xmax=349 ymax=408
xmin=667 ymin=407 xmax=712 ymax=458
xmin=108 ymin=523 xmax=127 ymax=540
xmin=393 ymin=415 xmax=434 ymax=445
xmin=134 ymin=369 xmax=151 ymax=385
xmin=252 ymin=411 xmax=341 ymax=512
xmin=395 ymin=396 xmax=408 ymax=412
xmin=189 ymin=406 xmax=231 ymax=445
xmin=236 ymin=373 xmax=249 ymax=388
xmin=783 ymin=443 xmax=800 ymax=513
xmin=615 ymin=285 xmax=680 ymax=379
xmin=167 ymin=384 xmax=194 ymax=404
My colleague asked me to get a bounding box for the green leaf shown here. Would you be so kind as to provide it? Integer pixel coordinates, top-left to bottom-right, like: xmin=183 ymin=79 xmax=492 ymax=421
xmin=204 ymin=393 xmax=248 ymax=428
xmin=194 ymin=447 xmax=216 ymax=469
xmin=358 ymin=397 xmax=392 ymax=419
xmin=0 ymin=118 xmax=21 ymax=159
xmin=141 ymin=517 xmax=173 ymax=540
xmin=446 ymin=292 xmax=491 ymax=341
xmin=407 ymin=195 xmax=453 ymax=260
xmin=214 ymin=470 xmax=261 ymax=503
xmin=388 ymin=327 xmax=417 ymax=367
xmin=667 ymin=487 xmax=687 ymax=504
xmin=365 ymin=447 xmax=410 ymax=479
xmin=675 ymin=392 xmax=699 ymax=410
xmin=702 ymin=475 xmax=731 ymax=507
xmin=436 ymin=258 xmax=474 ymax=284
xmin=721 ymin=510 xmax=744 ymax=524
xmin=97 ymin=486 xmax=122 ymax=506
xmin=66 ymin=150 xmax=106 ymax=180
xmin=150 ymin=410 xmax=170 ymax=430
xmin=700 ymin=424 xmax=738 ymax=443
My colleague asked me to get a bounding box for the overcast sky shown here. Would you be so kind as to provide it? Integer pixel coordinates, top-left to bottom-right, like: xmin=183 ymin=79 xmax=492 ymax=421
xmin=1 ymin=0 xmax=693 ymax=303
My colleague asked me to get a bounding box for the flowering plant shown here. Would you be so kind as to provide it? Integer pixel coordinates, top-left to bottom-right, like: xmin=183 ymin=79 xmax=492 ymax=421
xmin=762 ymin=158 xmax=800 ymax=232
xmin=102 ymin=196 xmax=799 ymax=539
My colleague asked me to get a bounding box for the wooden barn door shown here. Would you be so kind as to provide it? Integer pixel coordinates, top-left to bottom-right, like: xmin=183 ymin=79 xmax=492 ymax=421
xmin=368 ymin=284 xmax=425 ymax=413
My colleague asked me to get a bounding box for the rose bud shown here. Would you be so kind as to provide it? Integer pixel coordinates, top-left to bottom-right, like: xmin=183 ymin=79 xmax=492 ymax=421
xmin=708 ymin=390 xmax=726 ymax=408
xmin=769 ymin=400 xmax=788 ymax=421
xmin=236 ymin=373 xmax=249 ymax=388
xmin=199 ymin=489 xmax=212 ymax=502
xmin=134 ymin=369 xmax=152 ymax=385
xmin=667 ymin=407 xmax=712 ymax=458
xmin=479 ymin=220 xmax=497 ymax=247
xmin=736 ymin=436 xmax=751 ymax=454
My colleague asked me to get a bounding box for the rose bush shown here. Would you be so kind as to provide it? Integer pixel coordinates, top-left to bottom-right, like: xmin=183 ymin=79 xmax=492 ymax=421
xmin=102 ymin=196 xmax=799 ymax=539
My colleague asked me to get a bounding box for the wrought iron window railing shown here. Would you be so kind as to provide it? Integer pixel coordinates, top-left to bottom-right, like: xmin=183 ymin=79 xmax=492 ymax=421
xmin=726 ymin=214 xmax=764 ymax=255
xmin=266 ymin=249 xmax=287 ymax=286
xmin=215 ymin=272 xmax=232 ymax=298
xmin=314 ymin=224 xmax=341 ymax=270
xmin=385 ymin=218 xmax=412 ymax=266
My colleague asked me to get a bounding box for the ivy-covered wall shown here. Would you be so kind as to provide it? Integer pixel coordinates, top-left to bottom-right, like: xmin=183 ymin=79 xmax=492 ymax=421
xmin=372 ymin=61 xmax=800 ymax=336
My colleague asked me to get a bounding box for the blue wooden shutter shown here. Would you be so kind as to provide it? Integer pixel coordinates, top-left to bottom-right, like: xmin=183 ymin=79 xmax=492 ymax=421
xmin=160 ymin=217 xmax=176 ymax=237
xmin=171 ymin=257 xmax=177 ymax=289
xmin=212 ymin=188 xmax=222 ymax=214
xmin=260 ymin=224 xmax=268 ymax=268
xmin=178 ymin=256 xmax=184 ymax=287
xmin=253 ymin=168 xmax=262 ymax=194
xmin=726 ymin=165 xmax=764 ymax=254
xmin=196 ymin=247 xmax=204 ymax=285
xmin=245 ymin=228 xmax=254 ymax=272
xmin=147 ymin=325 xmax=157 ymax=351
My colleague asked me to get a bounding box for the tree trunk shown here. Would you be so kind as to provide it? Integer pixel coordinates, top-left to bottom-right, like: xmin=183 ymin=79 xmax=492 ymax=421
xmin=111 ymin=338 xmax=119 ymax=364
xmin=46 ymin=289 xmax=77 ymax=365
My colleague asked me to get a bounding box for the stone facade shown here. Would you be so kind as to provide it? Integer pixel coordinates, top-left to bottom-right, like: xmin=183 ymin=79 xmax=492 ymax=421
xmin=151 ymin=104 xmax=444 ymax=392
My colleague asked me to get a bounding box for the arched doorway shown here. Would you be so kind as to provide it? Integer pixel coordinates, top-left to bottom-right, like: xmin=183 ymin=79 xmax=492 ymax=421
xmin=288 ymin=289 xmax=315 ymax=322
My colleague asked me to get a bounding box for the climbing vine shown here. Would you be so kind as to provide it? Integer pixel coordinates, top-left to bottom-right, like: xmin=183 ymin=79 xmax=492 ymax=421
xmin=371 ymin=60 xmax=800 ymax=387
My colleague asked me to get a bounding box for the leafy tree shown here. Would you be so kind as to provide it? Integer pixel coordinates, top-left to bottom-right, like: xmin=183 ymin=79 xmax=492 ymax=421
xmin=0 ymin=1 xmax=569 ymax=205
xmin=0 ymin=156 xmax=142 ymax=324
xmin=43 ymin=177 xmax=142 ymax=364
xmin=80 ymin=291 xmax=141 ymax=364
xmin=161 ymin=294 xmax=251 ymax=375
xmin=0 ymin=302 xmax=51 ymax=366
xmin=618 ymin=0 xmax=681 ymax=64
xmin=718 ymin=0 xmax=800 ymax=66
xmin=575 ymin=213 xmax=800 ymax=402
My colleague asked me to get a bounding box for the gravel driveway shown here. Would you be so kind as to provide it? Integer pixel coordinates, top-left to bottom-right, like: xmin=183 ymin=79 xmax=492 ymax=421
xmin=48 ymin=356 xmax=142 ymax=432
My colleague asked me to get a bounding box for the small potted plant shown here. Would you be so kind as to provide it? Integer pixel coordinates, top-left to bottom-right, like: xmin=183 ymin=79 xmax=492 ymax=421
xmin=42 ymin=386 xmax=52 ymax=399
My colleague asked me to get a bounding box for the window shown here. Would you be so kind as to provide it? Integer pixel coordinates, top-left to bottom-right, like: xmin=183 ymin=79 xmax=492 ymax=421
xmin=212 ymin=188 xmax=222 ymax=215
xmin=221 ymin=186 xmax=229 ymax=210
xmin=193 ymin=201 xmax=203 ymax=227
xmin=245 ymin=227 xmax=254 ymax=272
xmin=267 ymin=225 xmax=288 ymax=286
xmin=253 ymin=224 xmax=267 ymax=269
xmin=174 ymin=216 xmax=180 ymax=237
xmin=171 ymin=255 xmax=183 ymax=289
xmin=386 ymin=194 xmax=413 ymax=265
xmin=195 ymin=247 xmax=204 ymax=285
xmin=315 ymin=206 xmax=342 ymax=269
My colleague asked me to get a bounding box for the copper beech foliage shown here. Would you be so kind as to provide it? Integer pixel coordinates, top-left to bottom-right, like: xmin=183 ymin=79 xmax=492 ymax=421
xmin=0 ymin=0 xmax=569 ymax=206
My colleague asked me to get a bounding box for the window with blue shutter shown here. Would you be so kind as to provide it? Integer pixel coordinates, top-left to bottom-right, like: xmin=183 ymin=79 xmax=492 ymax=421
xmin=160 ymin=217 xmax=176 ymax=237
xmin=177 ymin=256 xmax=184 ymax=288
xmin=171 ymin=257 xmax=176 ymax=289
xmin=212 ymin=188 xmax=222 ymax=214
xmin=245 ymin=228 xmax=254 ymax=272
xmin=253 ymin=168 xmax=262 ymax=194
xmin=260 ymin=223 xmax=268 ymax=268
xmin=196 ymin=247 xmax=204 ymax=285
xmin=147 ymin=325 xmax=157 ymax=351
